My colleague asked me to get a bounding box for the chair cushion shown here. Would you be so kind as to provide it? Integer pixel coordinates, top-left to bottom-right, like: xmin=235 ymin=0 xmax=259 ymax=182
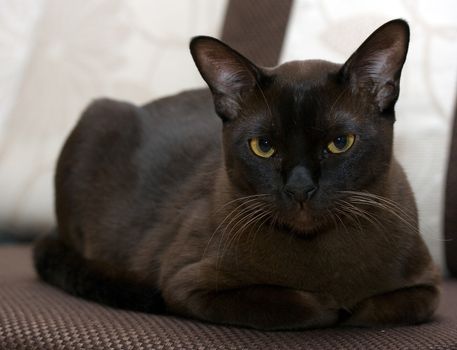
xmin=1 ymin=244 xmax=456 ymax=349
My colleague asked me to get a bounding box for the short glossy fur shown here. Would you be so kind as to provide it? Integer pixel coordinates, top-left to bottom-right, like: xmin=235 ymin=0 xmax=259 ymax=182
xmin=34 ymin=19 xmax=440 ymax=330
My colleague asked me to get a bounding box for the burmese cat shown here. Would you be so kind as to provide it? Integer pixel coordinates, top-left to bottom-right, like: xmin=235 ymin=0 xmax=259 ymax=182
xmin=34 ymin=19 xmax=440 ymax=330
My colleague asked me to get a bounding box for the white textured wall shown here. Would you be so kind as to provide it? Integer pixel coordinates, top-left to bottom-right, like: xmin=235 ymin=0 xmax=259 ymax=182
xmin=0 ymin=0 xmax=228 ymax=231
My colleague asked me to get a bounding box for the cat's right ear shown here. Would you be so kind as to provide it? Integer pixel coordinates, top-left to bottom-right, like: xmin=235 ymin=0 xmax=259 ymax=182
xmin=340 ymin=19 xmax=410 ymax=113
xmin=190 ymin=36 xmax=260 ymax=122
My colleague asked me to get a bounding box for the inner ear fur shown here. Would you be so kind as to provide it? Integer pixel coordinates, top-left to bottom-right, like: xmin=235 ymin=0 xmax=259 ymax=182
xmin=340 ymin=19 xmax=410 ymax=112
xmin=190 ymin=36 xmax=262 ymax=121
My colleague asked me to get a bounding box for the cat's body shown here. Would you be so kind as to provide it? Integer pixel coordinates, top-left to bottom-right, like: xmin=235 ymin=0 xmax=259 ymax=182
xmin=35 ymin=20 xmax=440 ymax=330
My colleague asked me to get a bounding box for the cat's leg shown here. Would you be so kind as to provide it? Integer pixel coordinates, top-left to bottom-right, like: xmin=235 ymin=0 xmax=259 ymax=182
xmin=342 ymin=285 xmax=440 ymax=327
xmin=161 ymin=263 xmax=339 ymax=330
xmin=195 ymin=285 xmax=339 ymax=330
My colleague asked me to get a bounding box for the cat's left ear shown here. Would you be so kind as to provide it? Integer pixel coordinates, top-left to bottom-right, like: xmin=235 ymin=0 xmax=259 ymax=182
xmin=190 ymin=36 xmax=262 ymax=122
xmin=340 ymin=19 xmax=410 ymax=112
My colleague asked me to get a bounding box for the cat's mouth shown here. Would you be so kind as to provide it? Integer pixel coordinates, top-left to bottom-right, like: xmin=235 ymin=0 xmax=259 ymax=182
xmin=271 ymin=209 xmax=328 ymax=237
xmin=273 ymin=220 xmax=320 ymax=238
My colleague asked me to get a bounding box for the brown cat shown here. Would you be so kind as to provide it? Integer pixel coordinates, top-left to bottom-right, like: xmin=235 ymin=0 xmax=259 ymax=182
xmin=34 ymin=19 xmax=440 ymax=330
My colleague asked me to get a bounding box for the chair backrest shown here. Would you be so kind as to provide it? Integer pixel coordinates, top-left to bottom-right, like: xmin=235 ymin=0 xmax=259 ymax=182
xmin=221 ymin=0 xmax=293 ymax=67
xmin=445 ymin=96 xmax=457 ymax=277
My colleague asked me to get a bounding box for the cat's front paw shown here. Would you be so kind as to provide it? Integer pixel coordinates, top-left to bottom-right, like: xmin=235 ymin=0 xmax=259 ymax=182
xmin=204 ymin=287 xmax=340 ymax=330
xmin=341 ymin=285 xmax=439 ymax=327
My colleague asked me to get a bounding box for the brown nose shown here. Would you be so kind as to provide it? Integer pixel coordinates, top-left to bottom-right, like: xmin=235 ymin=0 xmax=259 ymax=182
xmin=284 ymin=166 xmax=318 ymax=202
xmin=284 ymin=184 xmax=318 ymax=202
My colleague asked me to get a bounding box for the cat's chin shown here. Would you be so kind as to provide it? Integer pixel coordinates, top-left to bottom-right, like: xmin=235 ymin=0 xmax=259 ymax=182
xmin=274 ymin=221 xmax=320 ymax=238
xmin=273 ymin=211 xmax=327 ymax=237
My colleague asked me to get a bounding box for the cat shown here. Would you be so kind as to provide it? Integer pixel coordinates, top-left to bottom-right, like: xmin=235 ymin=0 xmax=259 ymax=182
xmin=34 ymin=19 xmax=440 ymax=330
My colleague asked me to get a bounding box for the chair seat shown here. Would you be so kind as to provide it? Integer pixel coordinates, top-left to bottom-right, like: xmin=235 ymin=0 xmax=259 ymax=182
xmin=1 ymin=244 xmax=456 ymax=349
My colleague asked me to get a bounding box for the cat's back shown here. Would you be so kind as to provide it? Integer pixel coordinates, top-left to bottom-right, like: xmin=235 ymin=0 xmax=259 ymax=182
xmin=139 ymin=88 xmax=221 ymax=186
xmin=56 ymin=88 xmax=220 ymax=258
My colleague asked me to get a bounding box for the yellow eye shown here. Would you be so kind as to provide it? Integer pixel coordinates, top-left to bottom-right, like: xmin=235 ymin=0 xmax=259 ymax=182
xmin=327 ymin=134 xmax=355 ymax=154
xmin=249 ymin=137 xmax=275 ymax=158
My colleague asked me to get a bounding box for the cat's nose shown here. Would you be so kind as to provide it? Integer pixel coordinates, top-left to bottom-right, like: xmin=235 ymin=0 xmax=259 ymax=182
xmin=284 ymin=184 xmax=318 ymax=203
xmin=284 ymin=165 xmax=318 ymax=203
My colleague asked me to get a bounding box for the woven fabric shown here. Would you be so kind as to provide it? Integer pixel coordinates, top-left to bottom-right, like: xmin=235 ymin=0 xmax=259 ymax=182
xmin=1 ymin=245 xmax=457 ymax=349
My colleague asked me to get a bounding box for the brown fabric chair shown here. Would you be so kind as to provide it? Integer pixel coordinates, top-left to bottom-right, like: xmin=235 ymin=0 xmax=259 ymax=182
xmin=1 ymin=1 xmax=456 ymax=349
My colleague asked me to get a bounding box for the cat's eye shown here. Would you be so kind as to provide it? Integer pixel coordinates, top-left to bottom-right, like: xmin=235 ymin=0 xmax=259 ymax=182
xmin=249 ymin=137 xmax=275 ymax=158
xmin=327 ymin=134 xmax=355 ymax=154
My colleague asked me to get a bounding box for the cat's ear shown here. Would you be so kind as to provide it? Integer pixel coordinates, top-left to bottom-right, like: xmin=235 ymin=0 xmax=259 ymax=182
xmin=340 ymin=19 xmax=410 ymax=112
xmin=190 ymin=36 xmax=261 ymax=121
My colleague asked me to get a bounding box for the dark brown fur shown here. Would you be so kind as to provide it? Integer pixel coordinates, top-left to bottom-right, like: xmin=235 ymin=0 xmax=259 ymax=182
xmin=34 ymin=19 xmax=440 ymax=330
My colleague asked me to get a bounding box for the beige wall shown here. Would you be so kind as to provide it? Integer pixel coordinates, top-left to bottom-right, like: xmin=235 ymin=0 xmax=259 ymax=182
xmin=0 ymin=0 xmax=228 ymax=231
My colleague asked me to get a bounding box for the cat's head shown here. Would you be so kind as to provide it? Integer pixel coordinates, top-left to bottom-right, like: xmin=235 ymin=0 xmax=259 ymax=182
xmin=190 ymin=19 xmax=409 ymax=234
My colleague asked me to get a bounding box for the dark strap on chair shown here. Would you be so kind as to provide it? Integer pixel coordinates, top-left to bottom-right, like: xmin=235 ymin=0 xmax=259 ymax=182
xmin=445 ymin=97 xmax=457 ymax=276
xmin=221 ymin=0 xmax=294 ymax=67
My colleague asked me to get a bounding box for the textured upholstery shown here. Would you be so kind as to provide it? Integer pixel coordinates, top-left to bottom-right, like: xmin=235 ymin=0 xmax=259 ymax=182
xmin=1 ymin=245 xmax=457 ymax=350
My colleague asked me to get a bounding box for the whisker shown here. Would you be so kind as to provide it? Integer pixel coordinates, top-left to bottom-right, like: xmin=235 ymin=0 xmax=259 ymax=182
xmin=332 ymin=208 xmax=350 ymax=235
xmin=346 ymin=191 xmax=449 ymax=243
xmin=247 ymin=211 xmax=273 ymax=262
xmin=216 ymin=202 xmax=271 ymax=269
xmin=338 ymin=205 xmax=393 ymax=246
xmin=215 ymin=193 xmax=271 ymax=213
xmin=232 ymin=209 xmax=272 ymax=266
xmin=220 ymin=204 xmax=269 ymax=257
xmin=341 ymin=190 xmax=416 ymax=222
xmin=336 ymin=197 xmax=400 ymax=245
xmin=213 ymin=200 xmax=269 ymax=286
xmin=202 ymin=196 xmax=269 ymax=259
xmin=335 ymin=200 xmax=364 ymax=231
xmin=347 ymin=197 xmax=418 ymax=233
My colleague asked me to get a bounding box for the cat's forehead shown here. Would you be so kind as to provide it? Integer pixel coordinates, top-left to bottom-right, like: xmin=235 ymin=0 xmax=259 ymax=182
xmin=272 ymin=59 xmax=341 ymax=85
xmin=269 ymin=59 xmax=343 ymax=112
xmin=263 ymin=60 xmax=346 ymax=132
